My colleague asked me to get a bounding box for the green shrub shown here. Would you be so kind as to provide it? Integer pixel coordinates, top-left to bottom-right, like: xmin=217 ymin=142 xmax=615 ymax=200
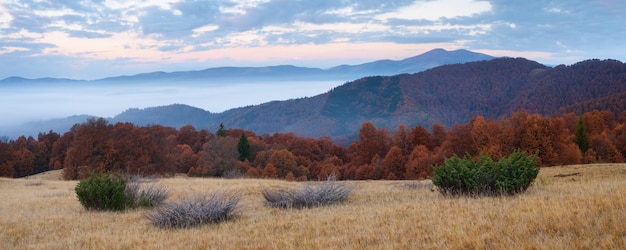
xmin=492 ymin=151 xmax=540 ymax=195
xmin=75 ymin=173 xmax=169 ymax=211
xmin=432 ymin=151 xmax=538 ymax=196
xmin=75 ymin=173 xmax=131 ymax=211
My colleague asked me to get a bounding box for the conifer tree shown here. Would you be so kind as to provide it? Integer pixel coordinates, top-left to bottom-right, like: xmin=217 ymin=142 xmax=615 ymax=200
xmin=574 ymin=116 xmax=589 ymax=152
xmin=216 ymin=123 xmax=227 ymax=137
xmin=237 ymin=132 xmax=251 ymax=161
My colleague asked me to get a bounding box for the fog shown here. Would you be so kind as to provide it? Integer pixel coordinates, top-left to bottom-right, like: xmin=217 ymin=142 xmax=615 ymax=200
xmin=0 ymin=80 xmax=344 ymax=128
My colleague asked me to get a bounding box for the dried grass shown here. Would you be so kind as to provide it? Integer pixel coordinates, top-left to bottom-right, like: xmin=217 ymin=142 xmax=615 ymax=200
xmin=1 ymin=164 xmax=625 ymax=249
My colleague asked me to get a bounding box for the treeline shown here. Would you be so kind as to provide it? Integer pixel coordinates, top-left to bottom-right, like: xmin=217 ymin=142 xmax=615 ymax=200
xmin=1 ymin=109 xmax=624 ymax=180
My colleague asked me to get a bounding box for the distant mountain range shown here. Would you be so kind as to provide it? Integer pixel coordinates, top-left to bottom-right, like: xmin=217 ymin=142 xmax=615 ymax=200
xmin=1 ymin=48 xmax=493 ymax=84
xmin=3 ymin=49 xmax=625 ymax=144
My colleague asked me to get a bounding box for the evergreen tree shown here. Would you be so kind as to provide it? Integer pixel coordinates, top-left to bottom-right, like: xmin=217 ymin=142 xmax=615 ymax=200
xmin=574 ymin=116 xmax=589 ymax=152
xmin=237 ymin=132 xmax=251 ymax=161
xmin=216 ymin=123 xmax=227 ymax=137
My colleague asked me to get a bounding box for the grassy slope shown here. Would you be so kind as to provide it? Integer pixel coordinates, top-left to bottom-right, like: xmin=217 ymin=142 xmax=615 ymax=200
xmin=1 ymin=164 xmax=625 ymax=249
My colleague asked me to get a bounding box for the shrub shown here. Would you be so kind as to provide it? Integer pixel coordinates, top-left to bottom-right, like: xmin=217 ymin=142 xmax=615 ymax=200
xmin=75 ymin=173 xmax=130 ymax=211
xmin=262 ymin=175 xmax=353 ymax=209
xmin=146 ymin=191 xmax=242 ymax=229
xmin=432 ymin=151 xmax=538 ymax=196
xmin=75 ymin=173 xmax=169 ymax=211
xmin=491 ymin=151 xmax=540 ymax=195
xmin=126 ymin=180 xmax=169 ymax=208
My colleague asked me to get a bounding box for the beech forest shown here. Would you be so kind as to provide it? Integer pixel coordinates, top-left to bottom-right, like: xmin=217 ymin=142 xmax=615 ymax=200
xmin=1 ymin=109 xmax=624 ymax=180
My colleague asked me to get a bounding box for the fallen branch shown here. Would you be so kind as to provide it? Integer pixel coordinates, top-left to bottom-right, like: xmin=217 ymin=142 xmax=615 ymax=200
xmin=553 ymin=172 xmax=580 ymax=178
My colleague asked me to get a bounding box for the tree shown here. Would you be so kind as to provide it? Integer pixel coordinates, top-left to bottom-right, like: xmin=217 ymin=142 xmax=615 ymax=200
xmin=237 ymin=132 xmax=251 ymax=161
xmin=268 ymin=149 xmax=299 ymax=178
xmin=318 ymin=163 xmax=342 ymax=180
xmin=405 ymin=145 xmax=433 ymax=179
xmin=216 ymin=123 xmax=227 ymax=137
xmin=262 ymin=163 xmax=278 ymax=179
xmin=383 ymin=146 xmax=406 ymax=180
xmin=392 ymin=125 xmax=412 ymax=156
xmin=431 ymin=123 xmax=447 ymax=149
xmin=409 ymin=125 xmax=433 ymax=150
xmin=355 ymin=164 xmax=376 ymax=180
xmin=195 ymin=137 xmax=238 ymax=177
xmin=590 ymin=132 xmax=624 ymax=163
xmin=285 ymin=172 xmax=295 ymax=181
xmin=170 ymin=144 xmax=198 ymax=174
xmin=351 ymin=122 xmax=389 ymax=167
xmin=442 ymin=124 xmax=475 ymax=157
xmin=0 ymin=140 xmax=15 ymax=177
xmin=574 ymin=116 xmax=589 ymax=152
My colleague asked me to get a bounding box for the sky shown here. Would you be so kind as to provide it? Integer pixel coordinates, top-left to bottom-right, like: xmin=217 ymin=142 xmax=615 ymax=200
xmin=1 ymin=0 xmax=625 ymax=80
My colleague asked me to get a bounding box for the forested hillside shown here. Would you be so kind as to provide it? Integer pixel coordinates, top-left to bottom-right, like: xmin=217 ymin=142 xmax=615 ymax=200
xmin=10 ymin=57 xmax=624 ymax=143
xmin=207 ymin=57 xmax=626 ymax=141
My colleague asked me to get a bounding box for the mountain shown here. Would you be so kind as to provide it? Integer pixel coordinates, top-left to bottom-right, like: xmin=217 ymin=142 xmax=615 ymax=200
xmin=0 ymin=76 xmax=84 ymax=85
xmin=0 ymin=48 xmax=493 ymax=84
xmin=4 ymin=52 xmax=625 ymax=143
xmin=1 ymin=48 xmax=495 ymax=139
xmin=9 ymin=57 xmax=621 ymax=145
xmin=327 ymin=48 xmax=494 ymax=77
xmin=95 ymin=65 xmax=331 ymax=83
xmin=0 ymin=115 xmax=95 ymax=138
xmin=110 ymin=104 xmax=215 ymax=127
xmin=105 ymin=58 xmax=626 ymax=144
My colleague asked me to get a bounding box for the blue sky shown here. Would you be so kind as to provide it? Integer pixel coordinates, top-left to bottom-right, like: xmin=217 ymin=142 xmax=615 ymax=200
xmin=0 ymin=0 xmax=625 ymax=80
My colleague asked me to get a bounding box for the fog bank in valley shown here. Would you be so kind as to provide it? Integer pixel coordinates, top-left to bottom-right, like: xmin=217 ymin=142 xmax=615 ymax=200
xmin=0 ymin=80 xmax=343 ymax=129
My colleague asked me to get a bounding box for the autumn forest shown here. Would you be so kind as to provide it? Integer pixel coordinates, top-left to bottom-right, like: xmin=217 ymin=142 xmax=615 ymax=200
xmin=2 ymin=57 xmax=626 ymax=181
xmin=1 ymin=109 xmax=624 ymax=180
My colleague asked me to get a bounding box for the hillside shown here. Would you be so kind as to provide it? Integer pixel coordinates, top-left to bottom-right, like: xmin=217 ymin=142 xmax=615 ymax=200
xmin=3 ymin=57 xmax=625 ymax=142
xmin=101 ymin=57 xmax=626 ymax=143
xmin=558 ymin=92 xmax=626 ymax=118
xmin=206 ymin=57 xmax=626 ymax=140
xmin=110 ymin=104 xmax=215 ymax=127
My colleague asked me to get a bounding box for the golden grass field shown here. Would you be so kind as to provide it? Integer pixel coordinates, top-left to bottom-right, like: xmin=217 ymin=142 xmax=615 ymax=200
xmin=1 ymin=164 xmax=625 ymax=249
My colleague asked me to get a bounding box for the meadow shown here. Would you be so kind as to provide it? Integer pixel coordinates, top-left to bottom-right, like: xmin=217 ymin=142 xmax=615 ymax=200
xmin=1 ymin=164 xmax=625 ymax=249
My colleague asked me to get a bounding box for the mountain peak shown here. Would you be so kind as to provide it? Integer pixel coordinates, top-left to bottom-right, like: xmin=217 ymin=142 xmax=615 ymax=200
xmin=1 ymin=76 xmax=27 ymax=82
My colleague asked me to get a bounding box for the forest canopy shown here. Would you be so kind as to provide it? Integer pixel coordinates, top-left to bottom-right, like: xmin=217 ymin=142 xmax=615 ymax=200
xmin=1 ymin=109 xmax=624 ymax=180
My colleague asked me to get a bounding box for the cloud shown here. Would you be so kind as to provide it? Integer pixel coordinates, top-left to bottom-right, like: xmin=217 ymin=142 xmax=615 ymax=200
xmin=0 ymin=46 xmax=28 ymax=55
xmin=0 ymin=0 xmax=625 ymax=79
xmin=138 ymin=2 xmax=221 ymax=38
xmin=191 ymin=24 xmax=219 ymax=38
xmin=0 ymin=4 xmax=13 ymax=29
xmin=376 ymin=0 xmax=492 ymax=21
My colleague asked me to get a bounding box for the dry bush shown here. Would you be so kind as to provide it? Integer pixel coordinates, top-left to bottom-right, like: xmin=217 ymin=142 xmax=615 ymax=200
xmin=24 ymin=180 xmax=43 ymax=186
xmin=400 ymin=180 xmax=434 ymax=190
xmin=125 ymin=178 xmax=169 ymax=208
xmin=263 ymin=175 xmax=352 ymax=209
xmin=146 ymin=191 xmax=242 ymax=229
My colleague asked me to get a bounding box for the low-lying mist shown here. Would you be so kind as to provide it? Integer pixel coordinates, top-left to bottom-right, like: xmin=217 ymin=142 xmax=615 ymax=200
xmin=0 ymin=80 xmax=343 ymax=128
